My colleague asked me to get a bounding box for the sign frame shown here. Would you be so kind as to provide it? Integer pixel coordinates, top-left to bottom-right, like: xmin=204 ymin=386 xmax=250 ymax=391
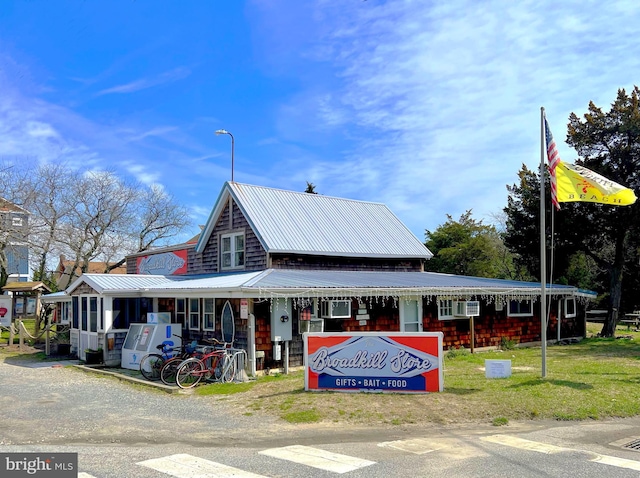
xmin=304 ymin=332 xmax=444 ymax=393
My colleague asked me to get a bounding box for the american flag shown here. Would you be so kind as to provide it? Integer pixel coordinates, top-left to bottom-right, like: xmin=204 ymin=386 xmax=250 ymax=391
xmin=544 ymin=116 xmax=561 ymax=210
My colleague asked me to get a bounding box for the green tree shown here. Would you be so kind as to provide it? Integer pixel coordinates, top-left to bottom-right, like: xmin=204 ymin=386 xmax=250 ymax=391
xmin=566 ymin=87 xmax=640 ymax=336
xmin=504 ymin=87 xmax=640 ymax=336
xmin=425 ymin=210 xmax=517 ymax=278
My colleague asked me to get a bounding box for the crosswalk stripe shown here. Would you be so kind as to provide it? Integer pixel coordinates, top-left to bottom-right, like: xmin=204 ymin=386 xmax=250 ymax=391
xmin=481 ymin=435 xmax=568 ymax=453
xmin=137 ymin=453 xmax=268 ymax=478
xmin=78 ymin=473 xmax=97 ymax=478
xmin=378 ymin=437 xmax=448 ymax=455
xmin=259 ymin=445 xmax=376 ymax=474
xmin=482 ymin=435 xmax=640 ymax=471
xmin=589 ymin=454 xmax=640 ymax=471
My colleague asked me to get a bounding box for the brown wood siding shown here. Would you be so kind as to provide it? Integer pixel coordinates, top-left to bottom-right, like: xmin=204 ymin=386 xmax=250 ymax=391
xmin=280 ymin=298 xmax=583 ymax=368
xmin=70 ymin=283 xmax=98 ymax=295
xmin=189 ymin=201 xmax=267 ymax=274
xmin=127 ymin=200 xmax=268 ymax=275
xmin=270 ymin=254 xmax=423 ymax=271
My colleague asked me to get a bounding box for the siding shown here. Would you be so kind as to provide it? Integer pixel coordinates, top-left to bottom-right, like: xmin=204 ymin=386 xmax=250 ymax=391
xmin=270 ymin=254 xmax=423 ymax=271
xmin=71 ymin=283 xmax=98 ymax=295
xmin=193 ymin=200 xmax=267 ymax=274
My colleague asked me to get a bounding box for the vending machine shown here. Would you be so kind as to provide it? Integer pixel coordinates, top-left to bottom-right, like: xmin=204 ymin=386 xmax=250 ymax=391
xmin=120 ymin=322 xmax=182 ymax=370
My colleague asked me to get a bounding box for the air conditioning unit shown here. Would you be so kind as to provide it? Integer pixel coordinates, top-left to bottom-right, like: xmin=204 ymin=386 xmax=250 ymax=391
xmin=320 ymin=300 xmax=352 ymax=319
xmin=453 ymin=300 xmax=480 ymax=317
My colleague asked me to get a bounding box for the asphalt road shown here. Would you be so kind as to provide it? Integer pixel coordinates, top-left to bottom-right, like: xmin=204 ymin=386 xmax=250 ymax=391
xmin=2 ymin=357 xmax=640 ymax=477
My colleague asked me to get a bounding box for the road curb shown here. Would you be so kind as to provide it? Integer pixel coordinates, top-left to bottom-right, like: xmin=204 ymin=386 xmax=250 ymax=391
xmin=72 ymin=364 xmax=185 ymax=394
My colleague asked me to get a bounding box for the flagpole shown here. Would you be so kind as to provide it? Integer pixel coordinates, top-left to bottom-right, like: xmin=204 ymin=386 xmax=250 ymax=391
xmin=540 ymin=107 xmax=547 ymax=378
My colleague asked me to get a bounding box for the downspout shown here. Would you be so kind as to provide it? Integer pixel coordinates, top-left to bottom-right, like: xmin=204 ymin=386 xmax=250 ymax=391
xmin=248 ymin=311 xmax=256 ymax=378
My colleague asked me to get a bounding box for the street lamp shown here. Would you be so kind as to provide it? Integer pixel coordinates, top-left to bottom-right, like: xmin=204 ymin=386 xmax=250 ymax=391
xmin=215 ymin=129 xmax=235 ymax=182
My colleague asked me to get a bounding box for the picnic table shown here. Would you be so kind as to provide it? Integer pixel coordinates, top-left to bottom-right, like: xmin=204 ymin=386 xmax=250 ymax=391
xmin=621 ymin=312 xmax=640 ymax=330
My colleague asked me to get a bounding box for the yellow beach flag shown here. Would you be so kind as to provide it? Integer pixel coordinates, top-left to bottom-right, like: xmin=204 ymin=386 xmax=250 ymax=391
xmin=555 ymin=161 xmax=637 ymax=206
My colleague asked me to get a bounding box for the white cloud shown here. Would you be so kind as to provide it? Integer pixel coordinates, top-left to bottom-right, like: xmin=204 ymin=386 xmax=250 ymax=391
xmin=96 ymin=67 xmax=191 ymax=96
xmin=258 ymin=0 xmax=640 ymax=234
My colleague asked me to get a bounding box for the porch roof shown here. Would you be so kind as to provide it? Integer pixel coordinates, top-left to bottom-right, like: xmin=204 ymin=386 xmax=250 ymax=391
xmin=66 ymin=269 xmax=594 ymax=302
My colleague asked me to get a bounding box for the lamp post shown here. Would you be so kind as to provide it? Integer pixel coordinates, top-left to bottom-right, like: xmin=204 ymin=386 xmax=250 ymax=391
xmin=215 ymin=129 xmax=235 ymax=182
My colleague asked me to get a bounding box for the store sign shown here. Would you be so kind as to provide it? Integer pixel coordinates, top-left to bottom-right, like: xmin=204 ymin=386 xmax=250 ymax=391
xmin=304 ymin=332 xmax=443 ymax=393
xmin=136 ymin=250 xmax=188 ymax=275
xmin=0 ymin=297 xmax=12 ymax=327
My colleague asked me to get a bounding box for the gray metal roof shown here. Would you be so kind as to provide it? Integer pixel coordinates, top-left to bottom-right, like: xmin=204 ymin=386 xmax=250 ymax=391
xmin=197 ymin=182 xmax=433 ymax=259
xmin=154 ymin=271 xmax=265 ymax=290
xmin=67 ymin=274 xmax=174 ymax=294
xmin=241 ymin=269 xmax=585 ymax=298
xmin=62 ymin=270 xmax=593 ymax=300
xmin=41 ymin=291 xmax=70 ymax=302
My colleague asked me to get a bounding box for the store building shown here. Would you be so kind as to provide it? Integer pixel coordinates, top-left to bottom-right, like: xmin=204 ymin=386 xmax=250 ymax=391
xmin=53 ymin=182 xmax=593 ymax=368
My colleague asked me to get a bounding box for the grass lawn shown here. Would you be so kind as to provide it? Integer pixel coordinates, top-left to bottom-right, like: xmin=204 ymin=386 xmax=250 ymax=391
xmin=0 ymin=319 xmax=37 ymax=345
xmin=2 ymin=321 xmax=639 ymax=427
xmin=198 ymin=322 xmax=640 ymax=426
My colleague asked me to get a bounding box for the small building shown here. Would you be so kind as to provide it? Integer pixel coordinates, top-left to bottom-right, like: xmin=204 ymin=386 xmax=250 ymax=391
xmin=51 ymin=182 xmax=593 ymax=367
xmin=1 ymin=281 xmax=51 ymax=319
xmin=0 ymin=198 xmax=30 ymax=283
xmin=54 ymin=255 xmax=127 ymax=290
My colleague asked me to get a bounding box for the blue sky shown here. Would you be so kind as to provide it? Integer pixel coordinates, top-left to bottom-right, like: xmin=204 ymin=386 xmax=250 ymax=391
xmin=1 ymin=1 xmax=639 ymax=244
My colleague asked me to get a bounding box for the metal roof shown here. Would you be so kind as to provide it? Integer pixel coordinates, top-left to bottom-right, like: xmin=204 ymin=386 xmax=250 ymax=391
xmin=240 ymin=269 xmax=586 ymax=298
xmin=61 ymin=270 xmax=593 ymax=300
xmin=41 ymin=291 xmax=71 ymax=302
xmin=66 ymin=274 xmax=174 ymax=294
xmin=153 ymin=271 xmax=265 ymax=290
xmin=197 ymin=182 xmax=433 ymax=259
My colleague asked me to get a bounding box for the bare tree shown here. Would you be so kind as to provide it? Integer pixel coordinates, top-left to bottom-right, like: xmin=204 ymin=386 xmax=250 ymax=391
xmin=1 ymin=160 xmax=193 ymax=287
xmin=105 ymin=184 xmax=191 ymax=271
xmin=23 ymin=163 xmax=79 ymax=288
xmin=57 ymin=170 xmax=137 ymax=285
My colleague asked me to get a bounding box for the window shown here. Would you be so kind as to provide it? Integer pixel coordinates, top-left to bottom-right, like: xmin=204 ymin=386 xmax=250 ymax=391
xmin=175 ymin=298 xmax=186 ymax=326
xmin=189 ymin=298 xmax=200 ymax=330
xmin=203 ymin=298 xmax=215 ymax=331
xmin=508 ymin=300 xmax=533 ymax=317
xmin=298 ymin=300 xmax=324 ymax=333
xmin=438 ymin=299 xmax=454 ymax=320
xmin=221 ymin=232 xmax=245 ymax=269
xmin=81 ymin=297 xmax=88 ymax=331
xmin=299 ymin=318 xmax=324 ymax=333
xmin=89 ymin=297 xmax=98 ymax=332
xmin=60 ymin=302 xmax=71 ymax=324
xmin=564 ymin=298 xmax=576 ymax=318
xmin=12 ymin=216 xmax=22 ymax=227
xmin=72 ymin=297 xmax=79 ymax=329
xmin=320 ymin=300 xmax=351 ymax=319
xmin=112 ymin=298 xmax=149 ymax=329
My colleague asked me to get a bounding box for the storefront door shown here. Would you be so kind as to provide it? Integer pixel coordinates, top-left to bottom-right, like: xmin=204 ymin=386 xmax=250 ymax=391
xmin=400 ymin=299 xmax=423 ymax=332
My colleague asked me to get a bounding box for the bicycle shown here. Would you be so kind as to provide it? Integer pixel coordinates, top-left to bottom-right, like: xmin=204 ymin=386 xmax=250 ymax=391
xmin=175 ymin=339 xmax=230 ymax=389
xmin=140 ymin=338 xmax=196 ymax=381
xmin=159 ymin=341 xmax=202 ymax=386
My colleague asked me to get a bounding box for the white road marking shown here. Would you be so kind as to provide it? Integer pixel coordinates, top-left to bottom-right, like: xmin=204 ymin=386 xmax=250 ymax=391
xmin=78 ymin=473 xmax=97 ymax=478
xmin=482 ymin=435 xmax=640 ymax=471
xmin=591 ymin=454 xmax=640 ymax=471
xmin=378 ymin=437 xmax=449 ymax=454
xmin=137 ymin=453 xmax=268 ymax=478
xmin=481 ymin=435 xmax=569 ymax=454
xmin=259 ymin=445 xmax=376 ymax=474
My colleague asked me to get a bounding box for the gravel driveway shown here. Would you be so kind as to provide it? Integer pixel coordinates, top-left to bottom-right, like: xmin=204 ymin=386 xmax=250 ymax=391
xmin=0 ymin=352 xmax=287 ymax=447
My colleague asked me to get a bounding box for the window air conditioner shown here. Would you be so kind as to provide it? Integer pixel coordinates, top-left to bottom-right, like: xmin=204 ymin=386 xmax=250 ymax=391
xmin=453 ymin=300 xmax=480 ymax=317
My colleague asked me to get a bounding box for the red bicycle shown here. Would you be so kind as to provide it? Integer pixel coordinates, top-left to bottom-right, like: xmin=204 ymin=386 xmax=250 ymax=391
xmin=175 ymin=339 xmax=232 ymax=389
